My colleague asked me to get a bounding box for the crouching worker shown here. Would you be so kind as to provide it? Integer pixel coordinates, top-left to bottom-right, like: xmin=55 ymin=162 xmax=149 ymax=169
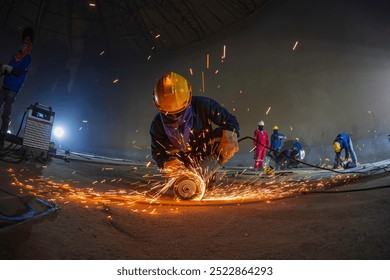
xmin=286 ymin=138 xmax=304 ymax=168
xmin=150 ymin=72 xmax=240 ymax=176
xmin=332 ymin=132 xmax=357 ymax=169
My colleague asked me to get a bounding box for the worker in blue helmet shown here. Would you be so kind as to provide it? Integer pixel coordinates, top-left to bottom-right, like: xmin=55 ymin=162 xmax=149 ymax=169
xmin=333 ymin=132 xmax=357 ymax=169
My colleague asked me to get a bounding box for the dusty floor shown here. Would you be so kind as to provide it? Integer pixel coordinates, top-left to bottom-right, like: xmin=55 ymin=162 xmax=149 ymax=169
xmin=1 ymin=156 xmax=390 ymax=260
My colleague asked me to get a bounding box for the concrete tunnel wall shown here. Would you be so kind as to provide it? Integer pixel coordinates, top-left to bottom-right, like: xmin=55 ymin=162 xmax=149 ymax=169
xmin=116 ymin=0 xmax=390 ymax=166
xmin=1 ymin=0 xmax=390 ymax=166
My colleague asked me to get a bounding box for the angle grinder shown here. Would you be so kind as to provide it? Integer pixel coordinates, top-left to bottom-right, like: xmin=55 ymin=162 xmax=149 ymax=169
xmin=172 ymin=157 xmax=222 ymax=200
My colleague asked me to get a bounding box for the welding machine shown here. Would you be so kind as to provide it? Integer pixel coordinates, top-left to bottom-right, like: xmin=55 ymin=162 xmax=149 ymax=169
xmin=22 ymin=103 xmax=55 ymax=160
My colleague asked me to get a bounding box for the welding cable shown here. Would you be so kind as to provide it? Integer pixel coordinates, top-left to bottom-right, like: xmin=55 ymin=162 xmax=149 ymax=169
xmin=0 ymin=189 xmax=35 ymax=222
xmin=238 ymin=136 xmax=363 ymax=175
xmin=0 ymin=109 xmax=28 ymax=152
xmin=0 ymin=149 xmax=27 ymax=164
xmin=0 ymin=189 xmax=57 ymax=223
xmin=0 ymin=109 xmax=29 ymax=162
xmin=300 ymin=183 xmax=390 ymax=194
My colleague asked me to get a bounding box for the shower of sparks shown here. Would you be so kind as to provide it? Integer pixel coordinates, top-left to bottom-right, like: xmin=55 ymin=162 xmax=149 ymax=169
xmin=89 ymin=3 xmax=96 ymax=7
xmin=206 ymin=54 xmax=210 ymax=69
xmin=113 ymin=79 xmax=119 ymax=84
xmin=266 ymin=106 xmax=271 ymax=115
xmin=6 ymin=151 xmax=368 ymax=217
xmin=99 ymin=51 xmax=105 ymax=56
xmin=292 ymin=41 xmax=299 ymax=50
xmin=155 ymin=34 xmax=161 ymax=39
xmin=189 ymin=68 xmax=193 ymax=75
xmin=147 ymin=55 xmax=152 ymax=60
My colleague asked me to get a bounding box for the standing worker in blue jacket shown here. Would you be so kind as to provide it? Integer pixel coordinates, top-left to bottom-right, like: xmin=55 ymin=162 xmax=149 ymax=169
xmin=0 ymin=27 xmax=34 ymax=148
xmin=270 ymin=125 xmax=287 ymax=170
xmin=333 ymin=132 xmax=357 ymax=169
xmin=150 ymin=72 xmax=240 ymax=173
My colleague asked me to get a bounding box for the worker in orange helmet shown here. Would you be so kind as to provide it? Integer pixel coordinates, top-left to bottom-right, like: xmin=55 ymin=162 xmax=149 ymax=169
xmin=150 ymin=72 xmax=240 ymax=173
xmin=253 ymin=120 xmax=269 ymax=170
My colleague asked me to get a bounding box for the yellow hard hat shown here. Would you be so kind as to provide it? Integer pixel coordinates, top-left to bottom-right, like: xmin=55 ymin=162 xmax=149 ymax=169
xmin=333 ymin=141 xmax=341 ymax=153
xmin=273 ymin=125 xmax=279 ymax=130
xmin=153 ymin=72 xmax=192 ymax=115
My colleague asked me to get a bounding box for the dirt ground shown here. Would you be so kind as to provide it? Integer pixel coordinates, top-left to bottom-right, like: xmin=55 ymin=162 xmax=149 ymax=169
xmin=1 ymin=157 xmax=390 ymax=260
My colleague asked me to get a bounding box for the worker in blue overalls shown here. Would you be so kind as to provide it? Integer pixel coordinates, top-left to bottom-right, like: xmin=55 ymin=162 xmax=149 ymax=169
xmin=0 ymin=27 xmax=34 ymax=149
xmin=333 ymin=132 xmax=358 ymax=169
xmin=270 ymin=125 xmax=287 ymax=170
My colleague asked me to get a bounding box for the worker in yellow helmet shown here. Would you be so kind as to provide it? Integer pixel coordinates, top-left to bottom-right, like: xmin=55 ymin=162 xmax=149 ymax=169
xmin=287 ymin=137 xmax=304 ymax=168
xmin=270 ymin=125 xmax=286 ymax=170
xmin=332 ymin=132 xmax=357 ymax=169
xmin=150 ymin=72 xmax=240 ymax=173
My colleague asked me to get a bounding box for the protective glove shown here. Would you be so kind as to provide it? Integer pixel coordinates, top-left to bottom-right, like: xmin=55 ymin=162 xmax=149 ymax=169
xmin=218 ymin=130 xmax=239 ymax=164
xmin=162 ymin=158 xmax=186 ymax=174
xmin=1 ymin=64 xmax=13 ymax=75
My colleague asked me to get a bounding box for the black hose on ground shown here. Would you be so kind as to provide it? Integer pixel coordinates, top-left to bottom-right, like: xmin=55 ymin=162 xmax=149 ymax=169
xmin=0 ymin=109 xmax=28 ymax=163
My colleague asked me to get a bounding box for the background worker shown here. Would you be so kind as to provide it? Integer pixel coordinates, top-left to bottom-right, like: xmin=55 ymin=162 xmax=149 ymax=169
xmin=253 ymin=120 xmax=269 ymax=170
xmin=150 ymin=72 xmax=240 ymax=174
xmin=270 ymin=125 xmax=287 ymax=170
xmin=333 ymin=132 xmax=357 ymax=169
xmin=287 ymin=137 xmax=304 ymax=168
xmin=0 ymin=26 xmax=34 ymax=149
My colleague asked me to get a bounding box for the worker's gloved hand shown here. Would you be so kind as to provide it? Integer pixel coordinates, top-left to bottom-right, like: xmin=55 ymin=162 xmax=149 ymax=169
xmin=162 ymin=158 xmax=186 ymax=174
xmin=0 ymin=64 xmax=12 ymax=75
xmin=218 ymin=130 xmax=239 ymax=164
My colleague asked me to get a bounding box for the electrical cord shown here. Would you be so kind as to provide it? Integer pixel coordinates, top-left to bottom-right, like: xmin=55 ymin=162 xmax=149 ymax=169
xmin=0 ymin=108 xmax=28 ymax=163
xmin=0 ymin=188 xmax=58 ymax=223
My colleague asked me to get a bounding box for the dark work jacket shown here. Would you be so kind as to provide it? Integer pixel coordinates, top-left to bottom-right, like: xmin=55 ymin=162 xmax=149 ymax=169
xmin=3 ymin=54 xmax=32 ymax=92
xmin=333 ymin=132 xmax=357 ymax=165
xmin=150 ymin=96 xmax=240 ymax=168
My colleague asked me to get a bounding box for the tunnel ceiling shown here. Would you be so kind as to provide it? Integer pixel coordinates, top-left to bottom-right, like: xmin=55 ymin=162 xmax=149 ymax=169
xmin=0 ymin=0 xmax=269 ymax=58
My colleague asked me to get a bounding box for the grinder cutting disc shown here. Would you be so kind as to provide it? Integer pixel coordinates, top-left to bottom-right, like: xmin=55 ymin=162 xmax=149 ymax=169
xmin=173 ymin=175 xmax=199 ymax=200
